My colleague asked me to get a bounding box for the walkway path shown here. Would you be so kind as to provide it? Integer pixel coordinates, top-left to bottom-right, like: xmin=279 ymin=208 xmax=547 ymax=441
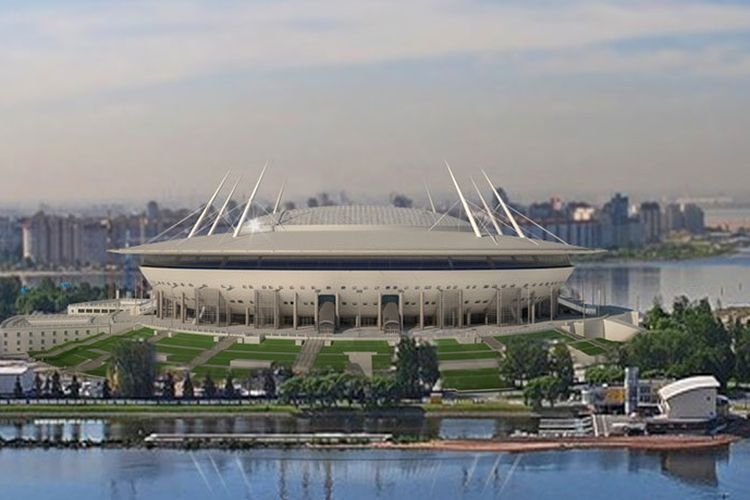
xmin=188 ymin=336 xmax=237 ymax=370
xmin=293 ymin=338 xmax=323 ymax=375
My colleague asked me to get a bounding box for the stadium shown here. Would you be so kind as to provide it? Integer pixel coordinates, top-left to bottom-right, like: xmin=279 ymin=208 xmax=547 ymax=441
xmin=117 ymin=166 xmax=596 ymax=335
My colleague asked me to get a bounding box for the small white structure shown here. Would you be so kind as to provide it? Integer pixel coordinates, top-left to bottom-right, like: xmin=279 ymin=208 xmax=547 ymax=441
xmin=0 ymin=362 xmax=35 ymax=395
xmin=658 ymin=375 xmax=720 ymax=420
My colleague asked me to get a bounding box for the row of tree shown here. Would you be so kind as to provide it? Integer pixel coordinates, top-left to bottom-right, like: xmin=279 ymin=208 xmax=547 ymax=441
xmin=0 ymin=277 xmax=106 ymax=322
xmin=14 ymin=371 xmax=87 ymax=399
xmin=616 ymin=297 xmax=748 ymax=388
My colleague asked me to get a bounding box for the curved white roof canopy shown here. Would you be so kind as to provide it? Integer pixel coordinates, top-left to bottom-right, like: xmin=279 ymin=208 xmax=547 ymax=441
xmin=658 ymin=376 xmax=719 ymax=401
xmin=115 ymin=206 xmax=596 ymax=257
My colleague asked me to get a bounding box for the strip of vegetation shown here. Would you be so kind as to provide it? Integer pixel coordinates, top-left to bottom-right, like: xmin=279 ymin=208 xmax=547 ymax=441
xmin=440 ymin=368 xmax=509 ymax=391
xmin=437 ymin=351 xmax=499 ymax=361
xmin=0 ymin=404 xmax=299 ymax=415
xmin=318 ymin=340 xmax=392 ymax=354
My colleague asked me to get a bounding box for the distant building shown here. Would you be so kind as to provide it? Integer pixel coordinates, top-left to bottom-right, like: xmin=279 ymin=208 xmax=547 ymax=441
xmin=664 ymin=203 xmax=705 ymax=235
xmin=0 ymin=216 xmax=21 ymax=263
xmin=22 ymin=212 xmax=109 ymax=267
xmin=639 ymin=202 xmax=662 ymax=244
xmin=600 ymin=193 xmax=643 ymax=249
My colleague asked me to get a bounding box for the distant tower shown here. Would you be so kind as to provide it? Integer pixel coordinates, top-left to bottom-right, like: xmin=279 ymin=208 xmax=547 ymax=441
xmin=123 ymin=229 xmax=136 ymax=298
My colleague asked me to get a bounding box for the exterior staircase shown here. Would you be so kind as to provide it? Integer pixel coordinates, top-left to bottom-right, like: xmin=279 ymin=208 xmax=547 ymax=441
xmin=293 ymin=338 xmax=324 ymax=375
xmin=187 ymin=335 xmax=237 ymax=369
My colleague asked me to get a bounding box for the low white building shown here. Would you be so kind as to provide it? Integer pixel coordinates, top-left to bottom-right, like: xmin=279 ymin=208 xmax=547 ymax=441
xmin=658 ymin=375 xmax=720 ymax=420
xmin=0 ymin=362 xmax=35 ymax=395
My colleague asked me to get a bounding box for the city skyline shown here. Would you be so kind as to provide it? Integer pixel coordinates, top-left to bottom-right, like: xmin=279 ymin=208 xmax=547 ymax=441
xmin=1 ymin=1 xmax=750 ymax=205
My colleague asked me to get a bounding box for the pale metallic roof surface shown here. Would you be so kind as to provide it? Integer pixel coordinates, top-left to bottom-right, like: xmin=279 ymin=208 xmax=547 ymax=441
xmin=658 ymin=376 xmax=720 ymax=401
xmin=255 ymin=205 xmax=470 ymax=230
xmin=115 ymin=206 xmax=597 ymax=257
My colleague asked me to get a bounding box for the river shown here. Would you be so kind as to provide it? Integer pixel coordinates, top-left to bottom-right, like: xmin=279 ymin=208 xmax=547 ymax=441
xmin=0 ymin=416 xmax=747 ymax=499
xmin=0 ymin=442 xmax=747 ymax=499
xmin=569 ymin=249 xmax=750 ymax=311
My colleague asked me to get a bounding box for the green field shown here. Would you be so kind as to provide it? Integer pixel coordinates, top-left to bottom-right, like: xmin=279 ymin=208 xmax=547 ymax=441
xmin=436 ymin=351 xmax=499 ymax=361
xmin=493 ymin=329 xmax=571 ymax=344
xmin=319 ymin=340 xmax=393 ymax=355
xmin=433 ymin=339 xmax=492 ymax=353
xmin=313 ymin=340 xmax=394 ymax=372
xmin=199 ymin=338 xmax=300 ymax=371
xmin=569 ymin=339 xmax=608 ymax=356
xmin=312 ymin=353 xmax=350 ymax=371
xmin=434 ymin=338 xmax=497 ymax=362
xmin=440 ymin=368 xmax=508 ymax=391
xmin=154 ymin=333 xmax=217 ymax=365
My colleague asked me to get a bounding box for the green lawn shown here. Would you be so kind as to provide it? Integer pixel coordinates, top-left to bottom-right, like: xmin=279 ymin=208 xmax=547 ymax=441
xmin=312 ymin=353 xmax=350 ymax=371
xmin=569 ymin=340 xmax=607 ymax=356
xmin=42 ymin=347 xmax=102 ymax=368
xmin=372 ymin=354 xmax=393 ymax=371
xmin=436 ymin=351 xmax=499 ymax=361
xmin=440 ymin=368 xmax=508 ymax=391
xmin=199 ymin=339 xmax=300 ymax=370
xmin=224 ymin=339 xmax=301 ymax=354
xmin=319 ymin=340 xmax=393 ymax=355
xmin=494 ymin=329 xmax=571 ymax=344
xmin=433 ymin=339 xmax=492 ymax=353
xmin=156 ymin=333 xmax=216 ymax=349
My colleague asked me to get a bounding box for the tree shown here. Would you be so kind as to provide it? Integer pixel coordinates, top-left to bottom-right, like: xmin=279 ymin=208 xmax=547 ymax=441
xmin=524 ymin=375 xmax=561 ymax=409
xmin=183 ymin=372 xmax=195 ymax=399
xmin=548 ymin=344 xmax=574 ymax=397
xmin=111 ymin=340 xmax=156 ymax=397
xmin=203 ymin=374 xmax=217 ymax=399
xmin=51 ymin=371 xmax=63 ymax=398
xmin=585 ymin=365 xmax=624 ymax=385
xmin=263 ymin=369 xmax=276 ymax=399
xmin=13 ymin=376 xmax=23 ymax=398
xmin=395 ymin=337 xmax=438 ymax=398
xmin=279 ymin=376 xmax=303 ymax=406
xmin=417 ymin=343 xmax=440 ymax=392
xmin=0 ymin=277 xmax=21 ymax=323
xmin=68 ymin=375 xmax=81 ymax=399
xmin=223 ymin=372 xmax=237 ymax=399
xmin=500 ymin=339 xmax=549 ymax=387
xmin=620 ymin=297 xmax=735 ymax=387
xmin=43 ymin=375 xmax=51 ymax=398
xmin=33 ymin=373 xmax=43 ymax=398
xmin=162 ymin=372 xmax=176 ymax=400
xmin=101 ymin=379 xmax=111 ymax=399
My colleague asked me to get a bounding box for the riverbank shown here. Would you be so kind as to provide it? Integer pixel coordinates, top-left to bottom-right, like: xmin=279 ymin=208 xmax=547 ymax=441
xmin=573 ymin=240 xmax=742 ymax=263
xmin=379 ymin=434 xmax=741 ymax=453
xmin=0 ymin=433 xmax=740 ymax=453
xmin=0 ymin=400 xmax=535 ymax=418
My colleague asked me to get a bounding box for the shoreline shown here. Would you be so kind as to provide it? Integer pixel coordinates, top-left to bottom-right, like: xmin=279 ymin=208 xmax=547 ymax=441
xmin=376 ymin=434 xmax=740 ymax=453
xmin=0 ymin=434 xmax=740 ymax=453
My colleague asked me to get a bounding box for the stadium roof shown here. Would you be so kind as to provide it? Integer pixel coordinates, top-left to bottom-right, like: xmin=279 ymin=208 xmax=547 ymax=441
xmin=115 ymin=206 xmax=597 ymax=257
xmin=255 ymin=206 xmax=471 ymax=230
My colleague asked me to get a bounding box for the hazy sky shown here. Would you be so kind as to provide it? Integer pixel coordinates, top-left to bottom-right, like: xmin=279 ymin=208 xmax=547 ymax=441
xmin=1 ymin=0 xmax=749 ymax=209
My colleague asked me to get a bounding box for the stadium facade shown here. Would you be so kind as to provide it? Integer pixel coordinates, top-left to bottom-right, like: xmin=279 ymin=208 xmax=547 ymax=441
xmin=117 ymin=167 xmax=596 ymax=335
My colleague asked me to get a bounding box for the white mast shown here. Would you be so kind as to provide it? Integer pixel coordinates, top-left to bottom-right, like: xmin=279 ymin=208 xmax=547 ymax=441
xmin=471 ymin=178 xmax=503 ymax=236
xmin=208 ymin=176 xmax=241 ymax=236
xmin=233 ymin=162 xmax=268 ymax=237
xmin=481 ymin=169 xmax=525 ymax=238
xmin=272 ymin=179 xmax=286 ymax=215
xmin=188 ymin=170 xmax=230 ymax=238
xmin=445 ymin=161 xmax=482 ymax=238
xmin=424 ymin=182 xmax=437 ymax=213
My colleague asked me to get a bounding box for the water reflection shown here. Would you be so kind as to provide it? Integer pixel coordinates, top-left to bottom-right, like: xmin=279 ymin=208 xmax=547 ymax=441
xmin=0 ymin=445 xmax=745 ymax=499
xmin=0 ymin=415 xmax=537 ymax=443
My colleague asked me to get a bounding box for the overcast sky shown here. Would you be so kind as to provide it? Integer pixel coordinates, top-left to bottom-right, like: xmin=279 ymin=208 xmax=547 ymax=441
xmin=1 ymin=0 xmax=749 ymax=209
